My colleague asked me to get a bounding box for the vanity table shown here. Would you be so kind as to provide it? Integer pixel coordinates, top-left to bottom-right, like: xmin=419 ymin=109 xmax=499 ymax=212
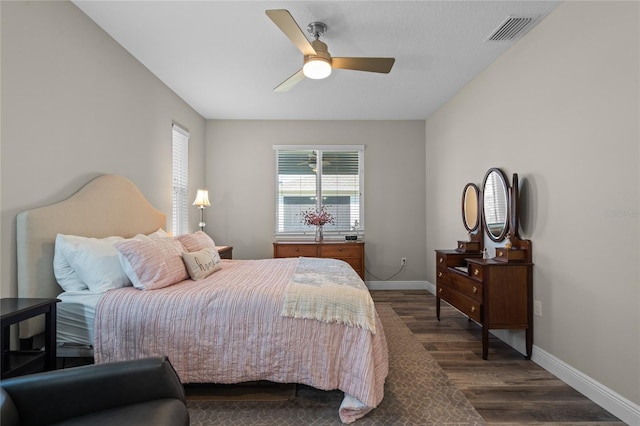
xmin=436 ymin=168 xmax=533 ymax=360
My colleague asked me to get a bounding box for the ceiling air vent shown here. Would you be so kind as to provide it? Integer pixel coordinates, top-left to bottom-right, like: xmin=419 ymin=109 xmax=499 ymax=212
xmin=486 ymin=15 xmax=539 ymax=41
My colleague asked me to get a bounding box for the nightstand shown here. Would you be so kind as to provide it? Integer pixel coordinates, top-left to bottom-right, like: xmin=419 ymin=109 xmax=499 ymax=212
xmin=1 ymin=298 xmax=60 ymax=379
xmin=216 ymin=245 xmax=233 ymax=260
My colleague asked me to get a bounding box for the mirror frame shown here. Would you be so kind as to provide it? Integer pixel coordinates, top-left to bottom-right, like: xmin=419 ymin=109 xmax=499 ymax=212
xmin=510 ymin=173 xmax=520 ymax=239
xmin=461 ymin=183 xmax=480 ymax=233
xmin=481 ymin=167 xmax=510 ymax=242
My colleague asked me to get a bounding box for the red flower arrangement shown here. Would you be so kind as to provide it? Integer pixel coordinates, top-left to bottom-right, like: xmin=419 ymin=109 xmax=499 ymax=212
xmin=301 ymin=205 xmax=334 ymax=226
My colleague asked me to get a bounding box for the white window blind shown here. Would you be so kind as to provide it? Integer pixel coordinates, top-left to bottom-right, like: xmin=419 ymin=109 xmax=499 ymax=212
xmin=274 ymin=145 xmax=364 ymax=239
xmin=172 ymin=124 xmax=189 ymax=236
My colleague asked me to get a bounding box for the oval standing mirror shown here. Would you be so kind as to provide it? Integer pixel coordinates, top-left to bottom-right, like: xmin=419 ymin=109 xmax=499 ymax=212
xmin=482 ymin=168 xmax=510 ymax=241
xmin=462 ymin=183 xmax=480 ymax=232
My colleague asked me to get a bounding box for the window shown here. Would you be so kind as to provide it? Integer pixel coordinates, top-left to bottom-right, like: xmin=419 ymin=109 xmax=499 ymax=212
xmin=172 ymin=124 xmax=189 ymax=236
xmin=274 ymin=145 xmax=364 ymax=238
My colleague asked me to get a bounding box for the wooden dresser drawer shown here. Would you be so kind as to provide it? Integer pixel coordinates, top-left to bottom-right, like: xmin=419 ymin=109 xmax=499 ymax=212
xmin=274 ymin=244 xmax=317 ymax=258
xmin=438 ymin=286 xmax=482 ymax=323
xmin=469 ymin=264 xmax=483 ymax=281
xmin=341 ymin=258 xmax=362 ymax=271
xmin=436 ymin=267 xmax=450 ymax=285
xmin=319 ymin=244 xmax=362 ymax=258
xmin=450 ymin=272 xmax=482 ymax=302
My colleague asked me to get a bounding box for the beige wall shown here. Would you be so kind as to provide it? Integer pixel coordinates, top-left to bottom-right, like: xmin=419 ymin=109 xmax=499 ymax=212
xmin=0 ymin=1 xmax=206 ymax=297
xmin=426 ymin=0 xmax=639 ymax=406
xmin=205 ymin=120 xmax=427 ymax=283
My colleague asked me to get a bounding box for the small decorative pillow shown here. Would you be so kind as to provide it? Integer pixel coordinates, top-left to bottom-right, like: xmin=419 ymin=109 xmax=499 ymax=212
xmin=182 ymin=247 xmax=222 ymax=280
xmin=115 ymin=238 xmax=189 ymax=290
xmin=176 ymin=231 xmax=216 ymax=252
xmin=55 ymin=234 xmax=129 ymax=293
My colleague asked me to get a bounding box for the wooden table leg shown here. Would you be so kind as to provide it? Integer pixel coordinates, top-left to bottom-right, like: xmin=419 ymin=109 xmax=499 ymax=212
xmin=482 ymin=326 xmax=489 ymax=360
xmin=44 ymin=304 xmax=57 ymax=371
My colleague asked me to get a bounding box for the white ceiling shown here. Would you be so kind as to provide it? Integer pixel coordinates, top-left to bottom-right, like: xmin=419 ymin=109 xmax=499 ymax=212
xmin=72 ymin=1 xmax=560 ymax=120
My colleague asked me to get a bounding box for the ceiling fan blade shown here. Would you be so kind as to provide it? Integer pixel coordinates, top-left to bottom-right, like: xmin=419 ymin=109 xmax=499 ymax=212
xmin=266 ymin=9 xmax=316 ymax=56
xmin=274 ymin=69 xmax=305 ymax=92
xmin=332 ymin=57 xmax=396 ymax=74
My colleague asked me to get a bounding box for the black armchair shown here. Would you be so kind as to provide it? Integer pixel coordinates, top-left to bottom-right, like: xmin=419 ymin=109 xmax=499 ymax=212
xmin=0 ymin=356 xmax=189 ymax=426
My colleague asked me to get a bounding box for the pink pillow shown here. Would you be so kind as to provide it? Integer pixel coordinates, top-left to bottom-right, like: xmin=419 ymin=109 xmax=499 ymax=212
xmin=115 ymin=238 xmax=188 ymax=290
xmin=176 ymin=231 xmax=216 ymax=252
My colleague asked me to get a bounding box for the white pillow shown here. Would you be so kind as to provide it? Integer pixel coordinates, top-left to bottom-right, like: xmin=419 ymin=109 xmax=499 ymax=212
xmin=148 ymin=228 xmax=170 ymax=240
xmin=53 ymin=234 xmax=88 ymax=292
xmin=56 ymin=234 xmax=130 ymax=293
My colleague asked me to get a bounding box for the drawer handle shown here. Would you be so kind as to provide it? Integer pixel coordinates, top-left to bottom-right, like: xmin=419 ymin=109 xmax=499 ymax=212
xmin=473 ymin=286 xmax=478 ymax=294
xmin=438 ymin=288 xmax=442 ymax=293
xmin=459 ymin=243 xmax=463 ymax=248
xmin=439 ymin=257 xmax=443 ymax=263
xmin=473 ymin=269 xmax=479 ymax=276
xmin=438 ymin=272 xmax=443 ymax=278
xmin=497 ymin=250 xmax=503 ymax=256
xmin=471 ymin=306 xmax=476 ymax=313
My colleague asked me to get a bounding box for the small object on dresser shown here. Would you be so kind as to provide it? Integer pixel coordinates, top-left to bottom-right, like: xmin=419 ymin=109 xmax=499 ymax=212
xmin=345 ymin=235 xmax=357 ymax=241
xmin=504 ymin=233 xmax=512 ymax=250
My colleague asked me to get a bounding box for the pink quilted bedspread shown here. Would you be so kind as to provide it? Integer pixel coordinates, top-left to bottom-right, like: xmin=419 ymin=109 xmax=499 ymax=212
xmin=94 ymin=258 xmax=388 ymax=423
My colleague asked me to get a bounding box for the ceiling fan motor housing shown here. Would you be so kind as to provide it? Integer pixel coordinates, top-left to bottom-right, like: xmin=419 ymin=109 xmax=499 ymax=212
xmin=305 ymin=39 xmax=332 ymax=63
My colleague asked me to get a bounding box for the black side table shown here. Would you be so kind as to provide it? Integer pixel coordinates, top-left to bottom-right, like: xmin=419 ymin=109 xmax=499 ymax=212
xmin=1 ymin=298 xmax=60 ymax=379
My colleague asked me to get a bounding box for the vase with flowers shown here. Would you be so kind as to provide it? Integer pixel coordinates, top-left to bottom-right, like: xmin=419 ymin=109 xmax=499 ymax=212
xmin=302 ymin=206 xmax=334 ymax=242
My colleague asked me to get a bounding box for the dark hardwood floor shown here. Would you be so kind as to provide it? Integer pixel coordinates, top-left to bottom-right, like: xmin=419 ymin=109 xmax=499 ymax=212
xmin=370 ymin=290 xmax=626 ymax=425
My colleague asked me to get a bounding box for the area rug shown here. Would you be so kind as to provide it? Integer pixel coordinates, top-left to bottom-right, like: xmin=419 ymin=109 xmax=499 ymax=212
xmin=187 ymin=303 xmax=486 ymax=425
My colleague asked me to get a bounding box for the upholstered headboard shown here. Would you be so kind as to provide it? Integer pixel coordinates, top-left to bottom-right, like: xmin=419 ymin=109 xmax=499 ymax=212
xmin=16 ymin=174 xmax=166 ymax=339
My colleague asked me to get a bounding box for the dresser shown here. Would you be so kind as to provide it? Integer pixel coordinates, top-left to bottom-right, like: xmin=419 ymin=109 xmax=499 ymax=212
xmin=437 ymin=169 xmax=533 ymax=360
xmin=273 ymin=241 xmax=365 ymax=279
xmin=436 ymin=246 xmax=533 ymax=360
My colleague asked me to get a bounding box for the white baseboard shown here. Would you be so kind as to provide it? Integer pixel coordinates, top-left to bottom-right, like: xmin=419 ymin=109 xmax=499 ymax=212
xmin=365 ymin=280 xmax=428 ymax=290
xmin=423 ymin=280 xmax=639 ymax=425
xmin=532 ymin=346 xmax=640 ymax=426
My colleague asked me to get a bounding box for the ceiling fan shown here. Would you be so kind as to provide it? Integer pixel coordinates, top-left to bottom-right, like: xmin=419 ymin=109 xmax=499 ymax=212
xmin=265 ymin=9 xmax=396 ymax=92
xmin=297 ymin=153 xmax=330 ymax=170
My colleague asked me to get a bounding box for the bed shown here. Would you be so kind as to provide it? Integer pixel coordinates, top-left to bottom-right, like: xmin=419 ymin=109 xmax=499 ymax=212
xmin=16 ymin=174 xmax=388 ymax=424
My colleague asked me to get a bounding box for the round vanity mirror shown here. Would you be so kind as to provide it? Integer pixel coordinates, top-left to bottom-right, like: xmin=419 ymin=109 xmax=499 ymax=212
xmin=462 ymin=183 xmax=480 ymax=232
xmin=482 ymin=168 xmax=510 ymax=241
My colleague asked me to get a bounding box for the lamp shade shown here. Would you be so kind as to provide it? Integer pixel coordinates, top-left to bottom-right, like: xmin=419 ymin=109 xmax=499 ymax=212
xmin=303 ymin=57 xmax=332 ymax=79
xmin=193 ymin=189 xmax=210 ymax=207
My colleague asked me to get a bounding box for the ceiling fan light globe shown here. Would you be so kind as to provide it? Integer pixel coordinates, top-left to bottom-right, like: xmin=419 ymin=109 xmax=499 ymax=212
xmin=303 ymin=58 xmax=331 ymax=79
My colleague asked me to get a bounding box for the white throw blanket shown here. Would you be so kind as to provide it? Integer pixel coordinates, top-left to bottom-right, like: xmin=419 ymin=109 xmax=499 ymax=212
xmin=281 ymin=257 xmax=377 ymax=334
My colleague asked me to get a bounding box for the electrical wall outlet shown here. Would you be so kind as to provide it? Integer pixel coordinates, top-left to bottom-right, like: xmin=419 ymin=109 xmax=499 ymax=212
xmin=534 ymin=300 xmax=542 ymax=317
xmin=401 ymin=257 xmax=407 ymax=266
